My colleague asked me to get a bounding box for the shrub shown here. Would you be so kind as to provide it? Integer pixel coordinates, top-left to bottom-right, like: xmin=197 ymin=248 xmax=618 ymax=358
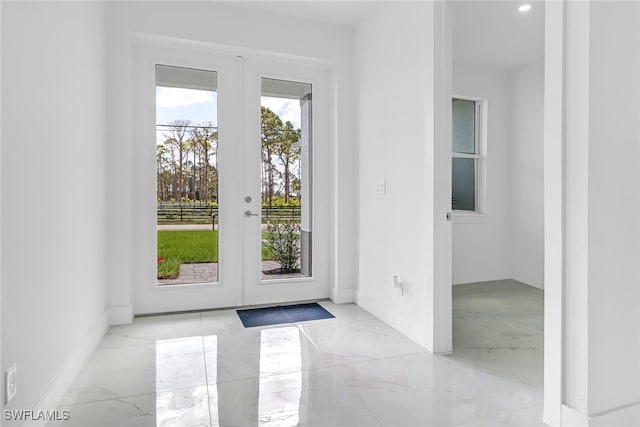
xmin=263 ymin=196 xmax=301 ymax=207
xmin=265 ymin=220 xmax=301 ymax=272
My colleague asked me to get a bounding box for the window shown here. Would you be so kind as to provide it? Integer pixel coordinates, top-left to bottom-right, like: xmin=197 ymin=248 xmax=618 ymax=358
xmin=452 ymin=97 xmax=483 ymax=213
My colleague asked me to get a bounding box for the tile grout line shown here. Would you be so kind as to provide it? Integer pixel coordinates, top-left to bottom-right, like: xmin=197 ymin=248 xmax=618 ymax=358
xmin=199 ymin=313 xmax=214 ymax=427
xmin=209 ymin=349 xmax=432 ymax=388
xmin=58 ymin=384 xmax=210 ymax=408
xmin=356 ymin=392 xmax=385 ymax=427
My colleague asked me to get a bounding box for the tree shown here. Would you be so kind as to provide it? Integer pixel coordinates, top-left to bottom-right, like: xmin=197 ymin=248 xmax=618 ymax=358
xmin=274 ymin=121 xmax=301 ymax=204
xmin=261 ymin=107 xmax=283 ymax=206
xmin=156 ymin=109 xmax=301 ymax=207
xmin=162 ymin=119 xmax=191 ymax=200
xmin=156 ymin=144 xmax=172 ymax=200
xmin=156 ymin=120 xmax=220 ymax=204
xmin=190 ymin=122 xmax=217 ymax=203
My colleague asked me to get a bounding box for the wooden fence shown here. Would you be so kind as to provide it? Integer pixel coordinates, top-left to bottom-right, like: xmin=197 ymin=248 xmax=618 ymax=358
xmin=157 ymin=203 xmax=301 ymax=224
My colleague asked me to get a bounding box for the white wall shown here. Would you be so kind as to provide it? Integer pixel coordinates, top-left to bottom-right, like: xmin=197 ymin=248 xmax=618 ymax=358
xmin=507 ymin=58 xmax=544 ymax=289
xmin=355 ymin=2 xmax=445 ymax=350
xmin=558 ymin=1 xmax=640 ymax=424
xmin=587 ymin=1 xmax=639 ymax=416
xmin=104 ymin=2 xmax=357 ymax=318
xmin=452 ymin=64 xmax=510 ymax=285
xmin=1 ymin=1 xmax=108 ymax=414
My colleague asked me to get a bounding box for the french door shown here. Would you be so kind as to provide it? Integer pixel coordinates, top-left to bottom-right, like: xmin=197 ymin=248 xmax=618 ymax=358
xmin=132 ymin=40 xmax=330 ymax=314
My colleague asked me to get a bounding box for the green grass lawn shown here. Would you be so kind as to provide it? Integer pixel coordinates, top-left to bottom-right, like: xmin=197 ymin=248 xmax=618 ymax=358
xmin=157 ymin=230 xmax=218 ymax=279
xmin=157 ymin=230 xmax=274 ymax=279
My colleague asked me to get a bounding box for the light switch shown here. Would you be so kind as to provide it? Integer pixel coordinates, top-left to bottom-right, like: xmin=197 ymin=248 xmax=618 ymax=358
xmin=375 ymin=180 xmax=386 ymax=195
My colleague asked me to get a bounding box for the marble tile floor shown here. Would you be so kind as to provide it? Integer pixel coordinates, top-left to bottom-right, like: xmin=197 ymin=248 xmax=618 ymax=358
xmin=51 ymin=283 xmax=544 ymax=427
xmin=448 ymin=280 xmax=544 ymax=387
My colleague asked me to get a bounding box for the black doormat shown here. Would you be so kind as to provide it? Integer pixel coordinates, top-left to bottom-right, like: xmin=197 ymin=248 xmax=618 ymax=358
xmin=236 ymin=302 xmax=335 ymax=328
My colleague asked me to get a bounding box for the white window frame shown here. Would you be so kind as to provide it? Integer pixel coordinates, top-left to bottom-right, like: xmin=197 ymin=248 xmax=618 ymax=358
xmin=452 ymin=96 xmax=487 ymax=219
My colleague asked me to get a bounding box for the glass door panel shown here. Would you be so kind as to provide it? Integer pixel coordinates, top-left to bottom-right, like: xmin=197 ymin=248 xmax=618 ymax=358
xmin=259 ymin=78 xmax=313 ymax=281
xmin=155 ymin=65 xmax=220 ymax=286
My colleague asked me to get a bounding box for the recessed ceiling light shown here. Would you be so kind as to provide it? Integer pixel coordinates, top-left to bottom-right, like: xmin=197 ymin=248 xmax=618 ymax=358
xmin=519 ymin=4 xmax=532 ymax=12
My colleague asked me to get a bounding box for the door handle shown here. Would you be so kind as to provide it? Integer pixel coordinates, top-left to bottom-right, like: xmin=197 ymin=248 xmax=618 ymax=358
xmin=244 ymin=210 xmax=259 ymax=217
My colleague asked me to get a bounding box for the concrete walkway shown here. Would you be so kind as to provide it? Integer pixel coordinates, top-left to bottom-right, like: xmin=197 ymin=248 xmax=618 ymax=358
xmin=158 ymin=224 xmax=214 ymax=231
xmin=158 ymin=260 xmax=303 ymax=285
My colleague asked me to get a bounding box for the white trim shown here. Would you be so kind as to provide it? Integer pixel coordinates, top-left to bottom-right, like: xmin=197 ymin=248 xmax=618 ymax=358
xmin=330 ymin=287 xmax=356 ymax=304
xmin=590 ymin=401 xmax=640 ymax=427
xmin=433 ymin=0 xmax=453 ymax=355
xmin=543 ymin=1 xmax=565 ymax=426
xmin=22 ymin=310 xmax=108 ymax=427
xmin=451 ymin=152 xmax=477 ymax=159
xmin=560 ymin=400 xmax=640 ymax=426
xmin=562 ymin=404 xmax=589 ymax=426
xmin=130 ymin=32 xmax=333 ymax=69
xmin=451 ymin=211 xmax=487 ymax=224
xmin=107 ymin=304 xmax=134 ymax=325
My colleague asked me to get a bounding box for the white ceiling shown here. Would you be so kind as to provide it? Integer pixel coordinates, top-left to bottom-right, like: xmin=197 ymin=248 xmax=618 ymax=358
xmin=452 ymin=0 xmax=545 ymax=69
xmin=227 ymin=1 xmax=380 ymax=27
xmin=229 ymin=0 xmax=544 ymax=69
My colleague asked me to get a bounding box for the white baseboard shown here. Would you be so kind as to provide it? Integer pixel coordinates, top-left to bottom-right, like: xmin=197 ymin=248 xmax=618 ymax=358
xmin=562 ymin=404 xmax=589 ymax=426
xmin=560 ymin=402 xmax=640 ymax=427
xmin=23 ymin=310 xmax=109 ymax=426
xmin=107 ymin=304 xmax=133 ymax=325
xmin=544 ymin=404 xmax=562 ymax=427
xmin=330 ymin=287 xmax=357 ymax=304
xmin=355 ymin=290 xmax=430 ymax=350
xmin=590 ymin=401 xmax=640 ymax=427
xmin=512 ymin=277 xmax=544 ymax=290
xmin=452 ymin=277 xmax=544 ymax=291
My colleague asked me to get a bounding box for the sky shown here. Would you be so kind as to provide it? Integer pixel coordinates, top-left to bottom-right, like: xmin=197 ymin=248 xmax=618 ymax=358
xmin=155 ymin=87 xmax=301 ymax=147
xmin=156 ymin=87 xmax=217 ymax=146
xmin=261 ymin=96 xmax=301 ymax=128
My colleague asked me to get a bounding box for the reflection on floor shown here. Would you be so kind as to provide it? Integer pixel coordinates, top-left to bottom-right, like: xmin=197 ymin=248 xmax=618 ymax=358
xmin=52 ymin=290 xmax=544 ymax=426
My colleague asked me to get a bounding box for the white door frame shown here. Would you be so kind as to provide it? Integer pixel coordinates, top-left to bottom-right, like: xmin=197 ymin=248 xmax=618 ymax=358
xmin=543 ymin=2 xmax=565 ymax=425
xmin=433 ymin=0 xmax=454 ymax=354
xmin=436 ymin=1 xmax=564 ymax=424
xmin=131 ymin=37 xmax=332 ymax=314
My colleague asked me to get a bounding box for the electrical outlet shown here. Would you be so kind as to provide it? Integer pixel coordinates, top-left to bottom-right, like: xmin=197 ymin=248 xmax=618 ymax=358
xmin=6 ymin=363 xmax=17 ymax=404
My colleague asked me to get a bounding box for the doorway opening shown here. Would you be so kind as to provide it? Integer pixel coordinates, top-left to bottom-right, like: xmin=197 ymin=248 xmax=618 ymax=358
xmin=448 ymin=0 xmax=546 ymax=396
